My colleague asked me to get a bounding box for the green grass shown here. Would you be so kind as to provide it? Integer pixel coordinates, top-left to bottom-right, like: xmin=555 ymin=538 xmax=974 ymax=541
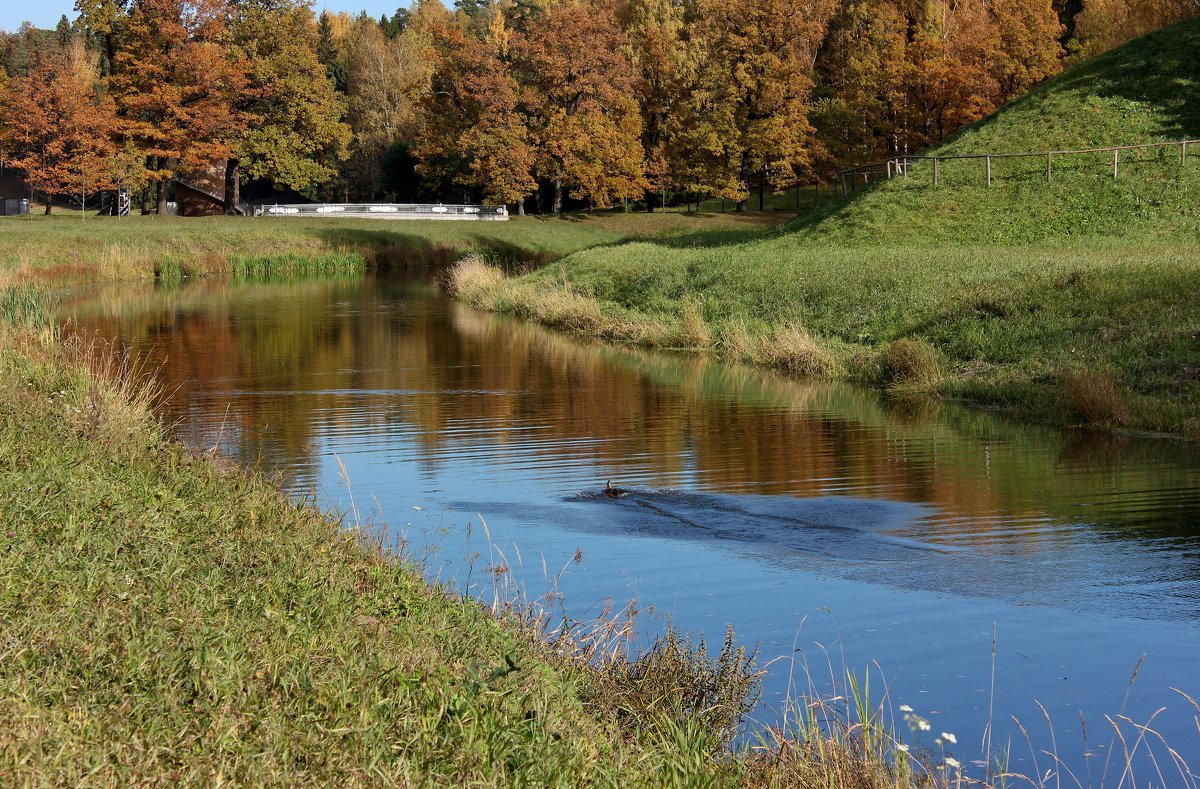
xmin=457 ymin=20 xmax=1200 ymax=438
xmin=0 ymin=210 xmax=785 ymax=287
xmin=229 ymin=252 xmax=366 ymax=282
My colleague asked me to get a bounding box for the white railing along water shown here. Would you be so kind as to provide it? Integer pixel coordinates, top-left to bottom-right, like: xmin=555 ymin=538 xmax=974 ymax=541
xmin=252 ymin=203 xmax=509 ymax=220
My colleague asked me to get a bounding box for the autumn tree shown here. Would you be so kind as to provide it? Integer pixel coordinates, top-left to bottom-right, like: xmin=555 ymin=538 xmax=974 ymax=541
xmin=73 ymin=0 xmax=131 ymax=71
xmin=512 ymin=0 xmax=646 ymax=214
xmin=677 ymin=0 xmax=835 ymax=210
xmin=624 ymin=0 xmax=693 ymax=210
xmin=108 ymin=0 xmax=250 ymax=213
xmin=225 ymin=0 xmax=351 ymax=211
xmin=416 ymin=21 xmax=536 ymax=208
xmin=993 ymin=0 xmax=1065 ymax=95
xmin=0 ymin=40 xmax=119 ymax=214
xmin=1069 ymin=0 xmax=1197 ymax=58
xmin=343 ymin=1 xmax=448 ymax=198
xmin=812 ymin=0 xmax=1061 ymax=174
xmin=814 ymin=0 xmax=910 ymax=165
xmin=902 ymin=0 xmax=1005 ymax=147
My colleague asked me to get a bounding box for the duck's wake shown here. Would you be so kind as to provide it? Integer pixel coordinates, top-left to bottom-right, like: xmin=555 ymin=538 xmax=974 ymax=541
xmin=574 ymin=485 xmax=947 ymax=562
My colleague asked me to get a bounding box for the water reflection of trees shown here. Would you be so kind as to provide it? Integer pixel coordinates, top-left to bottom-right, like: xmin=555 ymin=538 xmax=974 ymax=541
xmin=68 ymin=276 xmax=1200 ymax=548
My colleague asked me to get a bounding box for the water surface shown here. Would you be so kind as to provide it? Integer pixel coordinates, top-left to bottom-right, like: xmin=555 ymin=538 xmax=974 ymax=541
xmin=66 ymin=272 xmax=1200 ymax=780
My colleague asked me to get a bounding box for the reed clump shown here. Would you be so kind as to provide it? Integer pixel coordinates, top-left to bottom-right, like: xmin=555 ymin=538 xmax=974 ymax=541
xmin=530 ymin=286 xmax=607 ymax=334
xmin=678 ymin=298 xmax=715 ymax=349
xmin=591 ymin=626 xmax=762 ymax=747
xmin=0 ymin=284 xmax=58 ymax=336
xmin=721 ymin=319 xmax=837 ymax=378
xmin=1061 ymin=368 xmax=1130 ymax=426
xmin=878 ymin=339 xmax=943 ymax=393
xmin=447 ymin=253 xmax=507 ymax=305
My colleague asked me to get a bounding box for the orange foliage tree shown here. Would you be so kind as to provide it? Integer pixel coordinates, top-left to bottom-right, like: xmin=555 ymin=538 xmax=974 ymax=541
xmin=0 ymin=40 xmax=119 ymax=214
xmin=815 ymin=0 xmax=1062 ymax=167
xmin=1070 ymin=0 xmax=1196 ymax=58
xmin=416 ymin=22 xmax=536 ymax=209
xmin=108 ymin=0 xmax=250 ymax=213
xmin=511 ymin=0 xmax=646 ymax=214
xmin=623 ymin=0 xmax=693 ymax=210
xmin=676 ymin=0 xmax=836 ymax=210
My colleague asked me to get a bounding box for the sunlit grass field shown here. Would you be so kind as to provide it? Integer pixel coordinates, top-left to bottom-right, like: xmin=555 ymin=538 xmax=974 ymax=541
xmin=0 ymin=209 xmax=783 ymax=286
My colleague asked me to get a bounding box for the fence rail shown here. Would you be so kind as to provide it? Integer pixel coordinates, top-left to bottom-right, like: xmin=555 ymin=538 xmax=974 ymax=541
xmin=251 ymin=203 xmax=509 ymax=220
xmin=837 ymin=138 xmax=1198 ymax=194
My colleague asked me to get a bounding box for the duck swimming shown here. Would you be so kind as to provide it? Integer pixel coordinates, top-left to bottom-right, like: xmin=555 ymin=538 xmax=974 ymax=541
xmin=604 ymin=480 xmax=628 ymax=499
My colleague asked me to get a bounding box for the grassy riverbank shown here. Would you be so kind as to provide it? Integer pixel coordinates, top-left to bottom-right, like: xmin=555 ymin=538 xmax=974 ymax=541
xmin=450 ymin=20 xmax=1200 ymax=439
xmin=0 ymin=210 xmax=781 ymax=287
xmin=0 ymin=296 xmax=928 ymax=784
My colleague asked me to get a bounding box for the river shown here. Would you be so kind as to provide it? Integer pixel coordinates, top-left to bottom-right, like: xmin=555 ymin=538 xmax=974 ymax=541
xmin=65 ymin=269 xmax=1200 ymax=783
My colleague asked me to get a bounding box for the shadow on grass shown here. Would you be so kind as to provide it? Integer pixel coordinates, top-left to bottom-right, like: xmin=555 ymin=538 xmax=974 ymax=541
xmin=309 ymin=227 xmax=524 ymax=269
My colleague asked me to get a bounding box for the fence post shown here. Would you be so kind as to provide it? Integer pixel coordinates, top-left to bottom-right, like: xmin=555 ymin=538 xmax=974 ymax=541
xmin=933 ymin=157 xmax=939 ymax=186
xmin=986 ymin=155 xmax=992 ymax=186
xmin=1183 ymin=141 xmax=1189 ymax=166
xmin=1046 ymin=153 xmax=1052 ymax=181
xmin=1113 ymin=148 xmax=1119 ymax=179
xmin=840 ymin=174 xmax=847 ymax=196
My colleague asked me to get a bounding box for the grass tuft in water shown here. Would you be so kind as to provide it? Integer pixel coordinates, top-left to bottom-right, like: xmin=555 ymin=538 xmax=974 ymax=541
xmin=0 ymin=285 xmax=58 ymax=336
xmin=230 ymin=252 xmax=366 ymax=280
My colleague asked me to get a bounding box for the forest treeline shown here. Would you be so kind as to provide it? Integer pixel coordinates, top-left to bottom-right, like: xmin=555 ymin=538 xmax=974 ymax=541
xmin=0 ymin=0 xmax=1195 ymax=215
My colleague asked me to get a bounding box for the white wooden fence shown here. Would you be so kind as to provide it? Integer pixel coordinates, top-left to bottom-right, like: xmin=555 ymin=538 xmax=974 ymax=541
xmin=838 ymin=138 xmax=1198 ymax=194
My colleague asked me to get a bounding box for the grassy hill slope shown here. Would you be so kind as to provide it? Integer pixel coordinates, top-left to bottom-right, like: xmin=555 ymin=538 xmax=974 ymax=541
xmin=457 ymin=20 xmax=1200 ymax=437
xmin=800 ymin=17 xmax=1200 ymax=245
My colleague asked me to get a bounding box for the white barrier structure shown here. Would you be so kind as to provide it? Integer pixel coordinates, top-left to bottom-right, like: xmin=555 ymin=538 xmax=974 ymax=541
xmin=252 ymin=203 xmax=508 ymax=220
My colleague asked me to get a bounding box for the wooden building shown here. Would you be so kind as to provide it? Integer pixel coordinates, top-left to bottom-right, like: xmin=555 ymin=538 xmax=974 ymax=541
xmin=175 ymin=160 xmax=244 ymax=216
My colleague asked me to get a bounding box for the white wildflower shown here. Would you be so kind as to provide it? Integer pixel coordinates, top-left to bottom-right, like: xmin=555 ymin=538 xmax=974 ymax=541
xmin=413 ymin=505 xmax=423 ymax=511
xmin=944 ymin=757 xmax=961 ymax=770
xmin=918 ymin=719 xmax=931 ymax=731
xmin=896 ymin=744 xmax=910 ymax=753
xmin=899 ymin=704 xmax=913 ymax=712
xmin=941 ymin=732 xmax=957 ymax=744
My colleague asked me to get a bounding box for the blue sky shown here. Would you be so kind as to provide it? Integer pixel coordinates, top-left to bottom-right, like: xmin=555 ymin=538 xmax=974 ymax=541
xmin=0 ymin=1 xmax=440 ymax=35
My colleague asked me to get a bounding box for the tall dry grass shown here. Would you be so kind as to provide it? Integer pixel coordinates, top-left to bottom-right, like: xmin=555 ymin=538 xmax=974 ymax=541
xmin=878 ymin=339 xmax=943 ymax=393
xmin=721 ymin=319 xmax=837 ymax=378
xmin=1061 ymin=368 xmax=1130 ymax=426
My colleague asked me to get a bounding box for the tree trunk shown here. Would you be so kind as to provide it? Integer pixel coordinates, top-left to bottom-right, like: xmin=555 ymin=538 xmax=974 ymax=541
xmin=644 ymin=189 xmax=654 ymax=212
xmin=44 ymin=194 xmax=52 ymax=215
xmin=736 ymin=155 xmax=751 ymax=212
xmin=759 ymin=170 xmax=765 ymax=211
xmin=104 ymin=33 xmax=117 ymax=75
xmin=552 ymin=173 xmax=562 ymax=216
xmin=517 ymin=199 xmax=525 ymax=217
xmin=157 ymin=156 xmax=173 ymax=214
xmin=224 ymin=158 xmax=240 ymax=215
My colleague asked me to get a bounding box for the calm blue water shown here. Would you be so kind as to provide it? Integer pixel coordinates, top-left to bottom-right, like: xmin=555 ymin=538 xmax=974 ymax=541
xmin=67 ymin=272 xmax=1200 ymax=784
